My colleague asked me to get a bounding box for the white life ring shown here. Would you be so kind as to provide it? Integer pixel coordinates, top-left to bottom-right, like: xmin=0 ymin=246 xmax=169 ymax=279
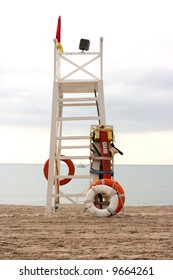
xmin=85 ymin=185 xmax=119 ymax=217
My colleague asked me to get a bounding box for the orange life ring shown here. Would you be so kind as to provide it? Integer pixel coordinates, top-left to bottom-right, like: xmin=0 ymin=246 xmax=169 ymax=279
xmin=90 ymin=179 xmax=125 ymax=213
xmin=43 ymin=156 xmax=75 ymax=186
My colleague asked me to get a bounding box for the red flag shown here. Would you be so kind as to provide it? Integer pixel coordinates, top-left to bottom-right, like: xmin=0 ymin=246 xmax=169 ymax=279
xmin=56 ymin=16 xmax=61 ymax=43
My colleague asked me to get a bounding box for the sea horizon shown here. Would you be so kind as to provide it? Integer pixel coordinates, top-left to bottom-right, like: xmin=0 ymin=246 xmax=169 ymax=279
xmin=0 ymin=163 xmax=173 ymax=207
xmin=1 ymin=162 xmax=173 ymax=166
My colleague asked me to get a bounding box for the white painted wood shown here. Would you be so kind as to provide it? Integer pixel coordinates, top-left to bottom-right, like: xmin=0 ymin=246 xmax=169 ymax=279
xmin=54 ymin=175 xmax=90 ymax=179
xmin=97 ymin=80 xmax=106 ymax=125
xmin=54 ymin=194 xmax=86 ymax=198
xmin=60 ymin=55 xmax=99 ymax=80
xmin=60 ymin=145 xmax=89 ymax=149
xmin=56 ymin=136 xmax=89 ymax=140
xmin=55 ymin=155 xmax=89 ymax=160
xmin=46 ymin=37 xmax=106 ymax=213
xmin=46 ymin=82 xmax=59 ymax=214
xmin=58 ymin=97 xmax=98 ymax=102
xmin=59 ymin=80 xmax=99 ymax=93
xmin=57 ymin=116 xmax=100 ymax=121
xmin=62 ymin=103 xmax=96 ymax=107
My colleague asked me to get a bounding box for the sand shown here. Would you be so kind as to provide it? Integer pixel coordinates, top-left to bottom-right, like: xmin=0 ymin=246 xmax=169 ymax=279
xmin=0 ymin=204 xmax=172 ymax=260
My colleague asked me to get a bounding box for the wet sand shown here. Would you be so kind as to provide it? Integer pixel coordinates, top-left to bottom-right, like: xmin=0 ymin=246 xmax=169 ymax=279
xmin=0 ymin=204 xmax=173 ymax=260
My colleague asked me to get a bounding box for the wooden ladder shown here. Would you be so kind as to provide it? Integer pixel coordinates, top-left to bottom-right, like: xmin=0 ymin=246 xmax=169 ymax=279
xmin=46 ymin=38 xmax=106 ymax=213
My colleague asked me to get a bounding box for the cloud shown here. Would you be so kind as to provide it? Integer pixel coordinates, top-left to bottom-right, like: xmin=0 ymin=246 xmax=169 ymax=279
xmin=0 ymin=66 xmax=52 ymax=127
xmin=1 ymin=65 xmax=173 ymax=134
xmin=1 ymin=0 xmax=173 ymax=134
xmin=0 ymin=0 xmax=173 ymax=164
xmin=115 ymin=130 xmax=173 ymax=165
xmin=105 ymin=67 xmax=173 ymax=132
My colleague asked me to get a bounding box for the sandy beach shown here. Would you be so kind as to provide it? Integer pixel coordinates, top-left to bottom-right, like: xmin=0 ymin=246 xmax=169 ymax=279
xmin=0 ymin=204 xmax=172 ymax=260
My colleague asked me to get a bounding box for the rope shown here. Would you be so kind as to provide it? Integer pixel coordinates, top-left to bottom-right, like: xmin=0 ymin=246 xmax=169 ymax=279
xmin=90 ymin=169 xmax=114 ymax=175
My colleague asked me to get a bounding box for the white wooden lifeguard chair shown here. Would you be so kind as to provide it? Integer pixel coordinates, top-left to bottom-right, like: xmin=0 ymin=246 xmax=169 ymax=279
xmin=46 ymin=17 xmax=107 ymax=214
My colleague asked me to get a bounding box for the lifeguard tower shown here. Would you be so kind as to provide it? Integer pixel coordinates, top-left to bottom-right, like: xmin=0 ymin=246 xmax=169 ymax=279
xmin=44 ymin=17 xmax=125 ymax=216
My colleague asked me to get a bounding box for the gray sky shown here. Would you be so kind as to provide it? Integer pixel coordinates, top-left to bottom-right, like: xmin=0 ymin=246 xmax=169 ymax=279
xmin=0 ymin=0 xmax=173 ymax=163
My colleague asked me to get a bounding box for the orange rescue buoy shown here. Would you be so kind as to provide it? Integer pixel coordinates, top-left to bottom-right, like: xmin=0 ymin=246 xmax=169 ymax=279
xmin=43 ymin=157 xmax=75 ymax=186
xmin=90 ymin=178 xmax=125 ymax=213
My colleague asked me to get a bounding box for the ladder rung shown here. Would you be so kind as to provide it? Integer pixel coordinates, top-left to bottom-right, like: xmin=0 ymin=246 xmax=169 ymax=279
xmin=56 ymin=136 xmax=90 ymax=140
xmin=55 ymin=155 xmax=89 ymax=160
xmin=58 ymin=97 xmax=98 ymax=107
xmin=61 ymin=51 xmax=99 ymax=55
xmin=54 ymin=175 xmax=90 ymax=179
xmin=60 ymin=145 xmax=90 ymax=149
xmin=57 ymin=116 xmax=100 ymax=121
xmin=53 ymin=193 xmax=86 ymax=198
xmin=58 ymin=97 xmax=98 ymax=102
xmin=63 ymin=103 xmax=96 ymax=107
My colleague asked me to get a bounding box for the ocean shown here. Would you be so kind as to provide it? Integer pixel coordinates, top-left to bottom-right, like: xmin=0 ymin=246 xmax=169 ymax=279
xmin=0 ymin=164 xmax=172 ymax=207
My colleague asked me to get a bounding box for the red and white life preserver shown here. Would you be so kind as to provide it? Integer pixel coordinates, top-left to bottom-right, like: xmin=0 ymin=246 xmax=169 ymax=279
xmin=90 ymin=179 xmax=125 ymax=214
xmin=43 ymin=156 xmax=75 ymax=186
xmin=85 ymin=185 xmax=119 ymax=217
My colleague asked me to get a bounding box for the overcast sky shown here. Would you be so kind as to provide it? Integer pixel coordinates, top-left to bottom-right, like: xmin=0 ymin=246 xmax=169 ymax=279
xmin=0 ymin=0 xmax=173 ymax=164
